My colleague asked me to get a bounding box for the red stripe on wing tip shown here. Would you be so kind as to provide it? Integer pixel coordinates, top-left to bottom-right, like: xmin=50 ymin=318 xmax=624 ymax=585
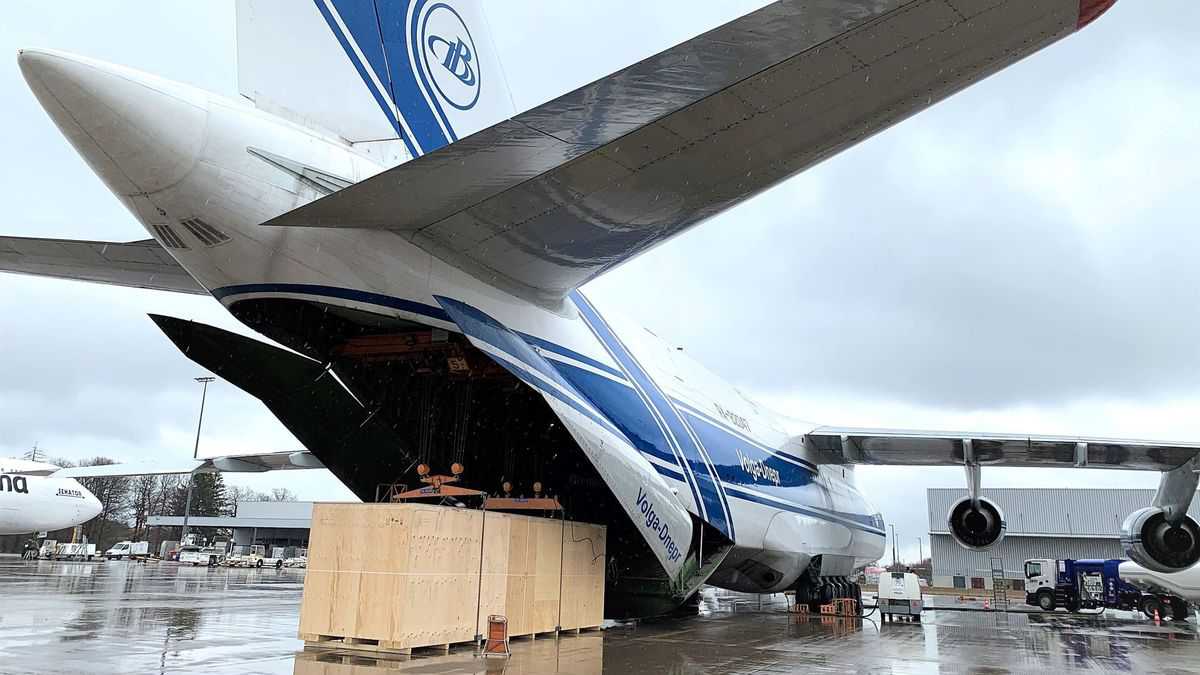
xmin=1079 ymin=0 xmax=1118 ymax=29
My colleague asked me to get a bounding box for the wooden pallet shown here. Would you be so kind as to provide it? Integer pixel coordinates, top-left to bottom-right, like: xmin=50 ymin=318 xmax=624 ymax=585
xmin=301 ymin=632 xmax=471 ymax=656
xmin=301 ymin=624 xmax=601 ymax=656
xmin=557 ymin=625 xmax=603 ymax=635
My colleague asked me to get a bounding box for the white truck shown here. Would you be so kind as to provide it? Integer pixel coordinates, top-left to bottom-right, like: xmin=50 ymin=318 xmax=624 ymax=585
xmin=53 ymin=542 xmax=97 ymax=561
xmin=178 ymin=544 xmax=225 ymax=566
xmin=104 ymin=541 xmax=149 ymax=560
xmin=877 ymin=571 xmax=924 ymax=622
xmin=224 ymin=544 xmax=286 ymax=569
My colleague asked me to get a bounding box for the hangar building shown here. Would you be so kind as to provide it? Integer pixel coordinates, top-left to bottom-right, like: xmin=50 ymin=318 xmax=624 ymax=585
xmin=148 ymin=500 xmax=314 ymax=551
xmin=928 ymin=487 xmax=1200 ymax=590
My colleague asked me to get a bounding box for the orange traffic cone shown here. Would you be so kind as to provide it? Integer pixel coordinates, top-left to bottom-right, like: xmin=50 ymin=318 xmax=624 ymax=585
xmin=1154 ymin=607 xmax=1161 ymax=625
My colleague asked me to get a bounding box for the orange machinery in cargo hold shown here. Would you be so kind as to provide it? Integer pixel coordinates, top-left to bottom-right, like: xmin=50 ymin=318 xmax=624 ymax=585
xmin=298 ymin=502 xmax=606 ymax=654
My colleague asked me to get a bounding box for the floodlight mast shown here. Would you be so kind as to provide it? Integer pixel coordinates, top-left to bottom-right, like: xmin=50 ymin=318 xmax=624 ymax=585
xmin=181 ymin=376 xmax=216 ymax=543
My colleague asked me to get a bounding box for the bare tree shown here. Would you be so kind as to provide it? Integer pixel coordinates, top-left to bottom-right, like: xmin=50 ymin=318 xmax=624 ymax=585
xmin=225 ymin=485 xmax=267 ymax=514
xmin=269 ymin=488 xmax=298 ymax=502
xmin=75 ymin=457 xmax=132 ymax=548
xmin=146 ymin=475 xmax=182 ymax=549
xmin=128 ymin=475 xmax=159 ymax=540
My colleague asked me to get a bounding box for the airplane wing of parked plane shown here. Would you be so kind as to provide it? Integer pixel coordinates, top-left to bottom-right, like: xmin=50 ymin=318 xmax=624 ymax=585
xmin=266 ymin=0 xmax=1106 ymax=302
xmin=53 ymin=450 xmax=323 ymax=478
xmin=0 ymin=235 xmax=205 ymax=294
xmin=803 ymin=428 xmax=1200 ymax=472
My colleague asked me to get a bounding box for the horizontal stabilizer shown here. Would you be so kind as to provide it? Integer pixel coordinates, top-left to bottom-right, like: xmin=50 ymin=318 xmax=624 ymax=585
xmin=0 ymin=235 xmax=205 ymax=294
xmin=266 ymin=0 xmax=1087 ymax=301
xmin=804 ymin=427 xmax=1200 ymax=471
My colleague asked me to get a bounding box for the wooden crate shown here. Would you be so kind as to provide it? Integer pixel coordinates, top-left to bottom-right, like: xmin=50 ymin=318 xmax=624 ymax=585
xmin=299 ymin=503 xmax=605 ymax=653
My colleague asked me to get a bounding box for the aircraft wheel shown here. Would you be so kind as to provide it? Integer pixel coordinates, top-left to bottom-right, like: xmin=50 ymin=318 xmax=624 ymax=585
xmin=818 ymin=582 xmax=834 ymax=605
xmin=1141 ymin=595 xmax=1163 ymax=620
xmin=1170 ymin=598 xmax=1189 ymax=621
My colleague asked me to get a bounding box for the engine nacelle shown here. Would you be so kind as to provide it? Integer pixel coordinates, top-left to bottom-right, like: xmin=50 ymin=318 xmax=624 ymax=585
xmin=946 ymin=496 xmax=1006 ymax=551
xmin=1121 ymin=506 xmax=1200 ymax=573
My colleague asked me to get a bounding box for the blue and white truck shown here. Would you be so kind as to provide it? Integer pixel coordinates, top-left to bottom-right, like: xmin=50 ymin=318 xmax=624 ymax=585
xmin=1024 ymin=558 xmax=1190 ymax=620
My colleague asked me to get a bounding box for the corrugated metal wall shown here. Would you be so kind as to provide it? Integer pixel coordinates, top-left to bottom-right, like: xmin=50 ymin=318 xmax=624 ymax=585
xmin=927 ymin=488 xmax=1200 ymax=537
xmin=930 ymin=533 xmax=1123 ymax=587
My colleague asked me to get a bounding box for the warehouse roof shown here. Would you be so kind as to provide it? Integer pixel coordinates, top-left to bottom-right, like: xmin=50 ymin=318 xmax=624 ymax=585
xmin=927 ymin=488 xmax=1200 ymax=538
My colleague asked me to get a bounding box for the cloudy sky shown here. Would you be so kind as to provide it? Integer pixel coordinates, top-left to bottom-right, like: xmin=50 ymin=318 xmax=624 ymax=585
xmin=2 ymin=1 xmax=1197 ymax=563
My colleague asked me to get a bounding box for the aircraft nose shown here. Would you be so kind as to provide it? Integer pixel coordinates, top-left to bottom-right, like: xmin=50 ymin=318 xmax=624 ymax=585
xmin=17 ymin=48 xmax=207 ymax=196
xmin=83 ymin=489 xmax=103 ymax=521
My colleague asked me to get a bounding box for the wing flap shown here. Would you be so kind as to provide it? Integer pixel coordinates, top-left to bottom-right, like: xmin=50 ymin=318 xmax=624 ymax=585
xmin=0 ymin=235 xmax=205 ymax=294
xmin=266 ymin=0 xmax=1085 ymax=300
xmin=804 ymin=427 xmax=1200 ymax=472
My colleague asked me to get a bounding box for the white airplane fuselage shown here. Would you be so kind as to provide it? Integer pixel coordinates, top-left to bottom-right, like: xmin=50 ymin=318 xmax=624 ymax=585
xmin=0 ymin=459 xmax=102 ymax=535
xmin=19 ymin=49 xmax=883 ymax=596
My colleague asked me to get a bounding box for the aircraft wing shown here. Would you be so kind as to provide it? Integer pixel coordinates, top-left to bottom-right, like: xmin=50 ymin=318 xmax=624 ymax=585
xmin=54 ymin=450 xmax=323 ymax=478
xmin=0 ymin=235 xmax=205 ymax=294
xmin=803 ymin=427 xmax=1200 ymax=472
xmin=267 ymin=0 xmax=1101 ymax=301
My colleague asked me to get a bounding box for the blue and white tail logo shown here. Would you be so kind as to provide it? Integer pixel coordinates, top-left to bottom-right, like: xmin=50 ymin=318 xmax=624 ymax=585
xmin=421 ymin=4 xmax=480 ymax=110
xmin=309 ymin=0 xmax=513 ymax=158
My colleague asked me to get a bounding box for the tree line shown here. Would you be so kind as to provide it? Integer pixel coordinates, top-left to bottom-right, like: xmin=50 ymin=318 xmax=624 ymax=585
xmin=22 ymin=456 xmax=299 ymax=552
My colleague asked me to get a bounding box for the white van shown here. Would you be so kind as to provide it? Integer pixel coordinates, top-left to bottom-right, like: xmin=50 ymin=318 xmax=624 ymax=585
xmin=104 ymin=541 xmax=149 ymax=560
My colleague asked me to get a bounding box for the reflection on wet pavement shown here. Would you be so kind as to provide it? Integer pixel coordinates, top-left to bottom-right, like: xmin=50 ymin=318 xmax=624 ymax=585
xmin=3 ymin=559 xmax=1200 ymax=674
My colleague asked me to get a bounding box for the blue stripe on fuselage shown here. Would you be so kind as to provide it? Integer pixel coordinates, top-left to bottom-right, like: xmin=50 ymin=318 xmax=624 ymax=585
xmin=553 ymin=361 xmax=683 ymax=470
xmin=671 ymin=399 xmax=817 ymax=472
xmin=571 ymin=291 xmax=732 ymax=539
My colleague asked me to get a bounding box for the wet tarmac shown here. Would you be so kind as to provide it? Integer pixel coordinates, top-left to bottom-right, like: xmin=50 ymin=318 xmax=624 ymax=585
xmin=3 ymin=558 xmax=1200 ymax=674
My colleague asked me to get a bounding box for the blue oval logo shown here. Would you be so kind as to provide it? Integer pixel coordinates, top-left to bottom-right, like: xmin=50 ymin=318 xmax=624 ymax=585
xmin=421 ymin=3 xmax=481 ymax=111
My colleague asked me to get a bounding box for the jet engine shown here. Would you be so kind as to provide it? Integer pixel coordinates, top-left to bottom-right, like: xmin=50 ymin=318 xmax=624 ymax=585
xmin=946 ymin=496 xmax=1006 ymax=550
xmin=1121 ymin=507 xmax=1200 ymax=573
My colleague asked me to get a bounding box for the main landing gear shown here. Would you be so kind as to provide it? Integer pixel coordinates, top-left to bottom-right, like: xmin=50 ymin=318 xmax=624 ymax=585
xmin=793 ymin=558 xmax=862 ymax=615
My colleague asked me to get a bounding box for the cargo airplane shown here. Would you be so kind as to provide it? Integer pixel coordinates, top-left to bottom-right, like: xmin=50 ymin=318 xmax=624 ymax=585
xmin=6 ymin=0 xmax=1191 ymax=616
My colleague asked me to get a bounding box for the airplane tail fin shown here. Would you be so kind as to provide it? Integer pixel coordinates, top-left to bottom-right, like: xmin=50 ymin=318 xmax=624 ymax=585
xmin=236 ymin=0 xmax=515 ymax=163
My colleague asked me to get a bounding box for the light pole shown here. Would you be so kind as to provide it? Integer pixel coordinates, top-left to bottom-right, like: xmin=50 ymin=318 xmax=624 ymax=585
xmin=180 ymin=376 xmax=215 ymax=543
xmin=890 ymin=524 xmax=898 ymax=567
xmin=917 ymin=537 xmax=923 ymax=562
